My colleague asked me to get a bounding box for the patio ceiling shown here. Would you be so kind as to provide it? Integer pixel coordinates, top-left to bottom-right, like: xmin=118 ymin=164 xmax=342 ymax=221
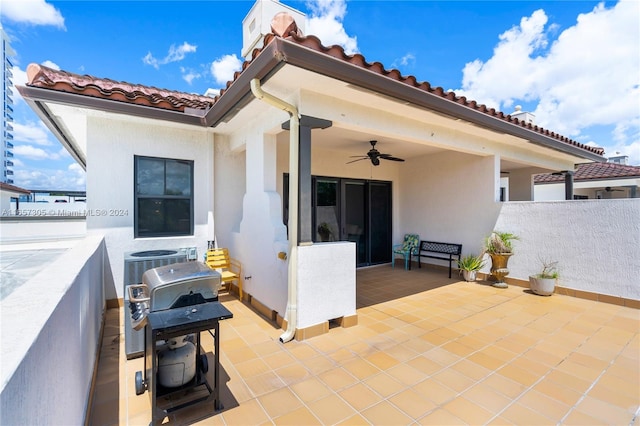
xmin=219 ymin=63 xmax=585 ymax=172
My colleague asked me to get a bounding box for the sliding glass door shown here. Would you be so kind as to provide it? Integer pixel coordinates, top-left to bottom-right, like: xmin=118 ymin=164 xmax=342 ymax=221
xmin=284 ymin=174 xmax=393 ymax=266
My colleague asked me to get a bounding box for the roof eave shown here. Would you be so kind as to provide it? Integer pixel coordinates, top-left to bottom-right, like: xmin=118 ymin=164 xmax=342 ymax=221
xmin=17 ymin=85 xmax=210 ymax=169
xmin=202 ymin=39 xmax=286 ymax=127
xmin=216 ymin=37 xmax=604 ymax=163
xmin=18 ymin=91 xmax=88 ymax=169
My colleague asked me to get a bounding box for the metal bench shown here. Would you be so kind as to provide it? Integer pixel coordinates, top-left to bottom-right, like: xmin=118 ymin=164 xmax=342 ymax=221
xmin=417 ymin=241 xmax=462 ymax=278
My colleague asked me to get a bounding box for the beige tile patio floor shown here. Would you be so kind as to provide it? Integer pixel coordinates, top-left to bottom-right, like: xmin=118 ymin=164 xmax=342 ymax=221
xmin=89 ymin=264 xmax=640 ymax=425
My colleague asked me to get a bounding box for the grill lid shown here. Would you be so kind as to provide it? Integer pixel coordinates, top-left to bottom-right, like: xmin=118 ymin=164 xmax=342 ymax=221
xmin=142 ymin=261 xmax=217 ymax=290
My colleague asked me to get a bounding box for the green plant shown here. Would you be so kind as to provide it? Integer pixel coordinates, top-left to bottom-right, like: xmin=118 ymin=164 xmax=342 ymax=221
xmin=457 ymin=254 xmax=485 ymax=271
xmin=317 ymin=222 xmax=332 ymax=235
xmin=534 ymin=259 xmax=559 ymax=279
xmin=484 ymin=231 xmax=519 ymax=254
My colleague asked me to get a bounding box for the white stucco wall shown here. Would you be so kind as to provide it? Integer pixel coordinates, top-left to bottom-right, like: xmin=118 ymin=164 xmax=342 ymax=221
xmin=0 ymin=217 xmax=86 ymax=243
xmin=493 ymin=199 xmax=640 ymax=299
xmin=217 ymin=119 xmax=291 ymax=314
xmin=297 ymin=242 xmax=356 ymax=329
xmin=399 ymin=151 xmax=501 ymax=258
xmin=86 ymin=116 xmax=214 ymax=300
xmin=0 ymin=235 xmax=106 ymax=425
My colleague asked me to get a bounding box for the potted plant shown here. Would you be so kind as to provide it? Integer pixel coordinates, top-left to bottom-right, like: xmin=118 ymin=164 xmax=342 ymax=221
xmin=529 ymin=259 xmax=559 ymax=296
xmin=457 ymin=254 xmax=485 ymax=282
xmin=483 ymin=231 xmax=519 ymax=288
xmin=317 ymin=222 xmax=332 ymax=242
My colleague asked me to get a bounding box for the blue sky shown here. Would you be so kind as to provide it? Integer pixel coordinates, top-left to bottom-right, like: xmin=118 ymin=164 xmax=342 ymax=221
xmin=2 ymin=0 xmax=639 ymax=191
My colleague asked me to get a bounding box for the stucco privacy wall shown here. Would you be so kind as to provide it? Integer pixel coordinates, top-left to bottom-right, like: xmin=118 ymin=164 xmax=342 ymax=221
xmin=0 ymin=216 xmax=86 ymax=243
xmin=86 ymin=116 xmax=214 ymax=300
xmin=399 ymin=151 xmax=501 ymax=256
xmin=493 ymin=199 xmax=640 ymax=300
xmin=297 ymin=242 xmax=356 ymax=329
xmin=0 ymin=235 xmax=106 ymax=425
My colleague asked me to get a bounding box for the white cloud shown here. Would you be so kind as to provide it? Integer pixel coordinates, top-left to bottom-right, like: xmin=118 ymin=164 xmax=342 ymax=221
xmin=142 ymin=53 xmax=159 ymax=69
xmin=13 ymin=144 xmax=59 ymax=161
xmin=143 ymin=42 xmax=197 ymax=69
xmin=41 ymin=60 xmax=60 ymax=70
xmin=210 ymin=54 xmax=242 ymax=86
xmin=14 ymin=163 xmax=85 ymax=191
xmin=1 ymin=0 xmax=65 ymax=28
xmin=12 ymin=121 xmax=53 ymax=146
xmin=306 ymin=0 xmax=358 ymax=55
xmin=180 ymin=67 xmax=201 ymax=85
xmin=392 ymin=53 xmax=416 ymax=70
xmin=454 ymin=0 xmax=640 ymax=164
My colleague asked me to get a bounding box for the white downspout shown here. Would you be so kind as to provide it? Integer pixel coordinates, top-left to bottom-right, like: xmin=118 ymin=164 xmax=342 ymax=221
xmin=250 ymin=78 xmax=300 ymax=343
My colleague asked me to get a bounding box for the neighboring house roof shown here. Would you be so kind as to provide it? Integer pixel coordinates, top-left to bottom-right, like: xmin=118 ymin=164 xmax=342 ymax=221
xmin=19 ymin=14 xmax=605 ymax=165
xmin=534 ymin=162 xmax=640 ymax=183
xmin=0 ymin=182 xmax=31 ymax=195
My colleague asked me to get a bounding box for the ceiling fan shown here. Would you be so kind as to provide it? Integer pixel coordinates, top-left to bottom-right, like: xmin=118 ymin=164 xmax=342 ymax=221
xmin=605 ymin=186 xmax=624 ymax=192
xmin=346 ymin=140 xmax=405 ymax=166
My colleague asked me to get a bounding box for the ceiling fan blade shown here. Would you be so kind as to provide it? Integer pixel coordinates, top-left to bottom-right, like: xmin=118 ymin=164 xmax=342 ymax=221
xmin=379 ymin=155 xmax=405 ymax=162
xmin=346 ymin=158 xmax=369 ymax=164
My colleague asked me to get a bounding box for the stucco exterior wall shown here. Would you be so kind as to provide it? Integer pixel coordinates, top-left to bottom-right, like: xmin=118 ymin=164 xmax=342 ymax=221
xmin=297 ymin=242 xmax=356 ymax=329
xmin=493 ymin=199 xmax=640 ymax=300
xmin=399 ymin=151 xmax=501 ymax=258
xmin=0 ymin=235 xmax=106 ymax=425
xmin=0 ymin=216 xmax=86 ymax=243
xmin=86 ymin=116 xmax=214 ymax=300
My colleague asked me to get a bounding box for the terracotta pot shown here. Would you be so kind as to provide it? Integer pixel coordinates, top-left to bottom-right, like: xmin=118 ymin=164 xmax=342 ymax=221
xmin=489 ymin=253 xmax=512 ymax=288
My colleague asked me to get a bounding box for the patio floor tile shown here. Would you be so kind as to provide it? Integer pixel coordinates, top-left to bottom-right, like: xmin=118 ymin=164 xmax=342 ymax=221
xmin=88 ymin=264 xmax=640 ymax=425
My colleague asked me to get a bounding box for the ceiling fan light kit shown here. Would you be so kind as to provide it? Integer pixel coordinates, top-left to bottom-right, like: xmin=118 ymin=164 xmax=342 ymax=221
xmin=346 ymin=140 xmax=405 ymax=166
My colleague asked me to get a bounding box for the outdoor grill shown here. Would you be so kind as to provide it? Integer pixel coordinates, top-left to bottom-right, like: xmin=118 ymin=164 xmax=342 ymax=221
xmin=126 ymin=261 xmax=233 ymax=425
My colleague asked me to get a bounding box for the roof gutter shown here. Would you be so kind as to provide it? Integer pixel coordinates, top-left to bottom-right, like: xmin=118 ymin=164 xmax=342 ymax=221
xmin=249 ymin=78 xmax=300 ymax=344
xmin=17 ymin=85 xmax=205 ymax=127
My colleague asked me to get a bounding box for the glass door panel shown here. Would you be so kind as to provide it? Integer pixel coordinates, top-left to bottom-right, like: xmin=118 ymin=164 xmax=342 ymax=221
xmin=369 ymin=181 xmax=392 ymax=264
xmin=315 ymin=178 xmax=339 ymax=242
xmin=343 ymin=181 xmax=367 ymax=266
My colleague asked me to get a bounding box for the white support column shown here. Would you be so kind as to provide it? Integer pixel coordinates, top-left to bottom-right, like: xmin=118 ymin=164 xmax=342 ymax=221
xmin=237 ymin=129 xmax=289 ymax=313
xmin=494 ymin=154 xmax=502 ymax=202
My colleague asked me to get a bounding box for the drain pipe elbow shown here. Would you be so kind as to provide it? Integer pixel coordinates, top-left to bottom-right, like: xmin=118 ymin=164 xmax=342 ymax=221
xmin=250 ymin=78 xmax=299 ymax=344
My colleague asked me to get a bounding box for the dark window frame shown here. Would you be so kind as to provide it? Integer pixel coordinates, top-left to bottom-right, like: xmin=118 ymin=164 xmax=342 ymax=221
xmin=134 ymin=155 xmax=194 ymax=238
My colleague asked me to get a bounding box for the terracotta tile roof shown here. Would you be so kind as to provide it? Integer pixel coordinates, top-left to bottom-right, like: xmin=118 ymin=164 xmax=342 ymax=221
xmin=0 ymin=182 xmax=31 ymax=194
xmin=534 ymin=162 xmax=640 ymax=183
xmin=24 ymin=19 xmax=604 ymax=157
xmin=266 ymin=32 xmax=604 ymax=156
xmin=26 ymin=64 xmax=215 ymax=113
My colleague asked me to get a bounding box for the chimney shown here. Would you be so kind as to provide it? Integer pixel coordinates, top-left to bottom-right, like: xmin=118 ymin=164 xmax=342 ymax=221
xmin=510 ymin=105 xmax=535 ymax=125
xmin=241 ymin=0 xmax=306 ymax=60
xmin=607 ymin=153 xmax=629 ymax=165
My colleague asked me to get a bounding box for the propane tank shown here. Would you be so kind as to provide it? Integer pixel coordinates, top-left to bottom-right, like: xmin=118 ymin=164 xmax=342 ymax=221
xmin=157 ymin=335 xmax=196 ymax=388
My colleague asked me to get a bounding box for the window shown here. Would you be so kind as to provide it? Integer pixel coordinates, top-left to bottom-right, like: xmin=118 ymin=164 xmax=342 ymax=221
xmin=134 ymin=156 xmax=193 ymax=237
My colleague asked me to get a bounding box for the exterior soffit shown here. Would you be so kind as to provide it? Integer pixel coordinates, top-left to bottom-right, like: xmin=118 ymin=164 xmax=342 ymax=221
xmin=247 ymin=65 xmax=591 ymax=170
